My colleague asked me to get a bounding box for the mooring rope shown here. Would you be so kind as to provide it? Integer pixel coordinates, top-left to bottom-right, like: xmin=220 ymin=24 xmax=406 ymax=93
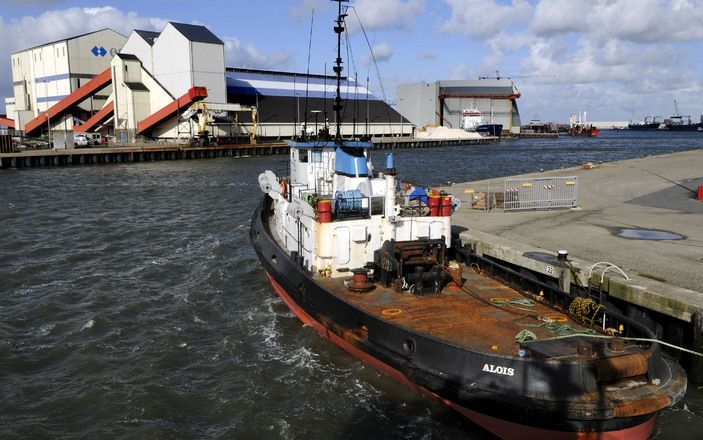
xmin=522 ymin=333 xmax=703 ymax=357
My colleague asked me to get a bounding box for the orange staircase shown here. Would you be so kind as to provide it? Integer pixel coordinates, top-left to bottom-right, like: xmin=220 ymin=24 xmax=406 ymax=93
xmin=73 ymin=101 xmax=114 ymax=133
xmin=137 ymin=87 xmax=208 ymax=135
xmin=0 ymin=116 xmax=13 ymax=128
xmin=24 ymin=68 xmax=112 ymax=136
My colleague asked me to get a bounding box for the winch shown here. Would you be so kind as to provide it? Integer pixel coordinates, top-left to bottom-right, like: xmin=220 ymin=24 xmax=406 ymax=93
xmin=374 ymin=238 xmax=449 ymax=296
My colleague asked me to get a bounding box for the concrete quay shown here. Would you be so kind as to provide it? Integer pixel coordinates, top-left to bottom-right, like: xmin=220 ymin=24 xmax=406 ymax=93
xmin=448 ymin=149 xmax=703 ymax=377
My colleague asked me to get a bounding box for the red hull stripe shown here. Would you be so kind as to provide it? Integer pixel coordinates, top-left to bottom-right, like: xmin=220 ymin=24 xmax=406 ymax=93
xmin=265 ymin=273 xmax=655 ymax=440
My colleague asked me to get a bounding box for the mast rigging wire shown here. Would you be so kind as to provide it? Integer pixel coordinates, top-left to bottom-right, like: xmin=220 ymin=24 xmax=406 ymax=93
xmin=303 ymin=8 xmax=315 ymax=137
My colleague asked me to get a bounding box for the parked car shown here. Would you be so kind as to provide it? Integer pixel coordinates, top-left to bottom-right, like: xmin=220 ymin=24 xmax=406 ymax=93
xmin=85 ymin=132 xmax=102 ymax=145
xmin=74 ymin=134 xmax=91 ymax=148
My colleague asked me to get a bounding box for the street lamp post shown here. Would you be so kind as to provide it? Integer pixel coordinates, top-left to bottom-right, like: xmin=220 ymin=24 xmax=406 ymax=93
xmin=397 ymin=98 xmax=405 ymax=138
xmin=311 ymin=110 xmax=321 ymax=137
xmin=46 ymin=111 xmax=52 ymax=148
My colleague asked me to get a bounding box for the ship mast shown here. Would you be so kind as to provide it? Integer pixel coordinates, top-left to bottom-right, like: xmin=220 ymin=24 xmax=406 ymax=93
xmin=332 ymin=0 xmax=348 ymax=141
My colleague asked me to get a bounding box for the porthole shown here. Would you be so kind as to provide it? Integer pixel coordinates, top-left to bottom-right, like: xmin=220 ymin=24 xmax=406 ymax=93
xmin=403 ymin=339 xmax=416 ymax=354
xmin=271 ymin=255 xmax=277 ymax=264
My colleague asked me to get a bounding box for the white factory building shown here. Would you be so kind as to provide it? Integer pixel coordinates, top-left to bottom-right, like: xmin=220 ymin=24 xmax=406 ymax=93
xmin=397 ymin=79 xmax=523 ymax=134
xmin=6 ymin=29 xmax=127 ymax=132
xmin=5 ymin=22 xmax=407 ymax=144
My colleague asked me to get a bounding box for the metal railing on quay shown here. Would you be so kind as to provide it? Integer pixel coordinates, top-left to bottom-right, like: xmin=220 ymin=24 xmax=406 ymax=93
xmin=504 ymin=176 xmax=578 ymax=212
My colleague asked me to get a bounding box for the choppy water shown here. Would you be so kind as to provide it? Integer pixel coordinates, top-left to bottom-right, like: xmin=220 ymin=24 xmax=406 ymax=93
xmin=1 ymin=130 xmax=702 ymax=439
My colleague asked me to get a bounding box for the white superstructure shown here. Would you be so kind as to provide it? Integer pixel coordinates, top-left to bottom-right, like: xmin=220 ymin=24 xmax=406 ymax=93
xmin=259 ymin=141 xmax=453 ymax=275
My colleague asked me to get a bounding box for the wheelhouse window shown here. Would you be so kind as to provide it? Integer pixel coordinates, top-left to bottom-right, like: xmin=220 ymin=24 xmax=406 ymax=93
xmin=311 ymin=150 xmax=322 ymax=163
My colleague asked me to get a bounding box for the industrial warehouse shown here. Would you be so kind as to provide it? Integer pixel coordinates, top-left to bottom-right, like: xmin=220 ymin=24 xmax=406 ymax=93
xmin=397 ymin=79 xmax=522 ymax=135
xmin=3 ymin=22 xmax=415 ymax=146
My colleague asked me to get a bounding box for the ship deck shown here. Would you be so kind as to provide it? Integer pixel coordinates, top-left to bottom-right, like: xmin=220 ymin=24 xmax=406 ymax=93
xmin=318 ymin=267 xmax=594 ymax=357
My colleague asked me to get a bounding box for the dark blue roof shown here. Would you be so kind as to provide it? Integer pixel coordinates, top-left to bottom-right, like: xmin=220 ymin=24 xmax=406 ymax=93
xmin=169 ymin=22 xmax=223 ymax=45
xmin=134 ymin=30 xmax=160 ymax=46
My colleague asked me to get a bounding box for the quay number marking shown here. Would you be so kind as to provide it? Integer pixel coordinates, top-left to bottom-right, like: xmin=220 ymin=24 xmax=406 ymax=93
xmin=546 ymin=265 xmax=554 ymax=275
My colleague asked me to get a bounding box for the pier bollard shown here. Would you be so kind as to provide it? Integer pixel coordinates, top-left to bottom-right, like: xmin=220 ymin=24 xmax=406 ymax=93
xmin=690 ymin=311 xmax=703 ymax=384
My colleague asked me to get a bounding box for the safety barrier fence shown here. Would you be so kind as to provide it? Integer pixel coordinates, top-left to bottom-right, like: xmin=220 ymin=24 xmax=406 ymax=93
xmin=504 ymin=176 xmax=578 ymax=211
xmin=458 ymin=176 xmax=578 ymax=212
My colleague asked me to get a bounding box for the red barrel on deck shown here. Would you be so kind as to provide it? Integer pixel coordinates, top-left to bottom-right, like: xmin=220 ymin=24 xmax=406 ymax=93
xmin=318 ymin=200 xmax=332 ymax=223
xmin=429 ymin=195 xmax=441 ymax=216
xmin=441 ymin=196 xmax=452 ymax=216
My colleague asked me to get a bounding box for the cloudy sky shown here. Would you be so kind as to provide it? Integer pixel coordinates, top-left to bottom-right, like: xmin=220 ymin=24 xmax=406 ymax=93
xmin=2 ymin=0 xmax=703 ymax=122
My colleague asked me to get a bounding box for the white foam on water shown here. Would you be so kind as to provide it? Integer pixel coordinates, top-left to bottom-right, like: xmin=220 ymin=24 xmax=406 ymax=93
xmin=38 ymin=323 xmax=55 ymax=336
xmin=276 ymin=418 xmax=291 ymax=439
xmin=79 ymin=319 xmax=95 ymax=331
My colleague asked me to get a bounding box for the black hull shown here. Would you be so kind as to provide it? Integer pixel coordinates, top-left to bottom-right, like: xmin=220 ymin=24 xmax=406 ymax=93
xmin=665 ymin=124 xmax=702 ymax=131
xmin=627 ymin=123 xmax=661 ymax=130
xmin=250 ymin=196 xmax=685 ymax=438
xmin=476 ymin=124 xmax=503 ymax=137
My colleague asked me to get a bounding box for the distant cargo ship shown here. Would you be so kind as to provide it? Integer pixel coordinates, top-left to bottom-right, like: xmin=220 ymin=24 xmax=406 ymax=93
xmin=627 ymin=116 xmax=662 ymax=130
xmin=462 ymin=107 xmax=503 ymax=137
xmin=476 ymin=123 xmax=503 ymax=137
xmin=461 ymin=107 xmax=483 ymax=132
xmin=664 ymin=114 xmax=702 ymax=131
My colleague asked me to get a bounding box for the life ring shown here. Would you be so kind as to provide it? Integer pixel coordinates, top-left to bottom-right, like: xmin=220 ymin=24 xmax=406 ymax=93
xmin=280 ymin=179 xmax=287 ymax=195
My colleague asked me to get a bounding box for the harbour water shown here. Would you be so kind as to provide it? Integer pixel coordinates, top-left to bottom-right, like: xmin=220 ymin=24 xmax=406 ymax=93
xmin=1 ymin=130 xmax=702 ymax=439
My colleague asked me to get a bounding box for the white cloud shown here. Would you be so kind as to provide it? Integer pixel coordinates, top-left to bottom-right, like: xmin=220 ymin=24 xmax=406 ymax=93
xmin=223 ymin=37 xmax=293 ymax=69
xmin=446 ymin=64 xmax=478 ymax=81
xmin=366 ymin=42 xmax=393 ymax=64
xmin=436 ymin=0 xmax=703 ymax=120
xmin=346 ymin=0 xmax=425 ymax=33
xmin=1 ymin=6 xmax=166 ymax=53
xmin=514 ymin=31 xmax=703 ymax=120
xmin=520 ymin=35 xmax=694 ymax=90
xmin=441 ymin=0 xmax=533 ymax=38
xmin=531 ymin=0 xmax=703 ymax=43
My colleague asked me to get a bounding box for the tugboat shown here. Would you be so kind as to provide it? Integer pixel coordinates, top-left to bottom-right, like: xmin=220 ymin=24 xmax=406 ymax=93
xmin=567 ymin=112 xmax=599 ymax=137
xmin=250 ymin=2 xmax=687 ymax=438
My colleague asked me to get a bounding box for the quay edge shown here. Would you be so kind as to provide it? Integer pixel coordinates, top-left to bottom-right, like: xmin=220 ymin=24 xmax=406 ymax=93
xmin=0 ymin=136 xmax=498 ymax=169
xmin=450 ymin=149 xmax=703 ymax=382
xmin=458 ymin=229 xmax=703 ymax=383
